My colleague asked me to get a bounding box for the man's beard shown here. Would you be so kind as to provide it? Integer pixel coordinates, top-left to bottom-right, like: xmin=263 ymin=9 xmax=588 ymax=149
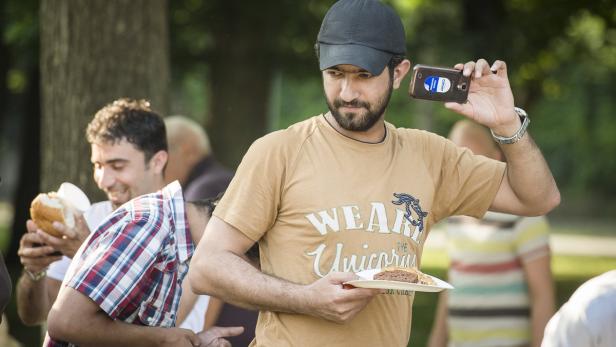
xmin=326 ymin=80 xmax=393 ymax=132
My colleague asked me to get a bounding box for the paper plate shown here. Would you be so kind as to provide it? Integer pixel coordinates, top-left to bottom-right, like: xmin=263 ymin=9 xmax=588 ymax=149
xmin=57 ymin=182 xmax=91 ymax=212
xmin=345 ymin=268 xmax=454 ymax=293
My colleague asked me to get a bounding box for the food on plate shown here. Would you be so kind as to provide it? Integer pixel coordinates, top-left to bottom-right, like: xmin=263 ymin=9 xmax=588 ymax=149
xmin=30 ymin=192 xmax=76 ymax=238
xmin=373 ymin=266 xmax=435 ymax=285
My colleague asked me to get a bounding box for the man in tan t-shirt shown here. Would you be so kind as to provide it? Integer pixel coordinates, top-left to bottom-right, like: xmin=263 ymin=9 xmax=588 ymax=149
xmin=188 ymin=0 xmax=561 ymax=346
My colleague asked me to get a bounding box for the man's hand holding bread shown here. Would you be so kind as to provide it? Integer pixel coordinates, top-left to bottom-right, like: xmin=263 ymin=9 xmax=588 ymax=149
xmin=35 ymin=215 xmax=89 ymax=258
xmin=18 ymin=220 xmax=63 ymax=276
xmin=18 ymin=191 xmax=91 ymax=278
xmin=28 ymin=191 xmax=90 ymax=258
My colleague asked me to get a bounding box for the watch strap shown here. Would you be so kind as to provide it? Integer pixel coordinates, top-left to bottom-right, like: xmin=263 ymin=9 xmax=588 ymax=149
xmin=491 ymin=107 xmax=530 ymax=145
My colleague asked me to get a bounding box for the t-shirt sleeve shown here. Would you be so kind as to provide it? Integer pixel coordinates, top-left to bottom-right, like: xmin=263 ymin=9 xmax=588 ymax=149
xmin=65 ymin=212 xmax=166 ymax=319
xmin=214 ymin=133 xmax=289 ymax=241
xmin=429 ymin=132 xmax=506 ymax=223
xmin=514 ymin=216 xmax=551 ymax=263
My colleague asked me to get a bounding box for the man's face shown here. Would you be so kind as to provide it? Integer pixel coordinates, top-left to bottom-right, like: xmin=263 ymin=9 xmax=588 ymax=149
xmin=91 ymin=139 xmax=164 ymax=208
xmin=322 ymin=64 xmax=393 ymax=132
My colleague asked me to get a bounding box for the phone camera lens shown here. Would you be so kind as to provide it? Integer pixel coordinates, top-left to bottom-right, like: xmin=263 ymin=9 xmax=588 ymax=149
xmin=458 ymin=83 xmax=467 ymax=91
xmin=417 ymin=72 xmax=423 ymax=79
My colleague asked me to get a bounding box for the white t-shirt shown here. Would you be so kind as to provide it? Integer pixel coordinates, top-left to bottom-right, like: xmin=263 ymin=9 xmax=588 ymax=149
xmin=542 ymin=270 xmax=616 ymax=347
xmin=46 ymin=200 xmax=208 ymax=332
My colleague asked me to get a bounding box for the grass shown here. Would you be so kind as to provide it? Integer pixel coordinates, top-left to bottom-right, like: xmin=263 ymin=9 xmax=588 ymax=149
xmin=408 ymin=248 xmax=616 ymax=347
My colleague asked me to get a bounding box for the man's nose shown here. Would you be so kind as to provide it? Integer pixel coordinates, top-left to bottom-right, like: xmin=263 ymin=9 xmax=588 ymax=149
xmin=95 ymin=168 xmax=115 ymax=189
xmin=339 ymin=77 xmax=360 ymax=102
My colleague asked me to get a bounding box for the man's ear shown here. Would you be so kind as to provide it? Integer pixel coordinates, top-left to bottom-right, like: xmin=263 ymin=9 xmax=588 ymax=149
xmin=393 ymin=59 xmax=411 ymax=89
xmin=149 ymin=150 xmax=168 ymax=175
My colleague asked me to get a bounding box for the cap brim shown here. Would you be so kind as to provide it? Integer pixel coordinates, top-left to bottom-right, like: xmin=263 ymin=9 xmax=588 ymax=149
xmin=319 ymin=43 xmax=393 ymax=76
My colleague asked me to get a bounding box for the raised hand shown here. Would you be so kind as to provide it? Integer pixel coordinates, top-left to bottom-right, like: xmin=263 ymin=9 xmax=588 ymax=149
xmin=445 ymin=59 xmax=520 ymax=136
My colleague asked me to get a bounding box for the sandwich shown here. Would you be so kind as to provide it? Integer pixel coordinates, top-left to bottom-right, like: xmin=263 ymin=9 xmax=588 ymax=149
xmin=29 ymin=192 xmax=76 ymax=238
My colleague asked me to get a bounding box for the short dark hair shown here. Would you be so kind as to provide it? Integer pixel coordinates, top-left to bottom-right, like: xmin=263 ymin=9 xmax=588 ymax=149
xmin=190 ymin=194 xmax=221 ymax=218
xmin=86 ymin=98 xmax=167 ymax=162
xmin=387 ymin=55 xmax=405 ymax=79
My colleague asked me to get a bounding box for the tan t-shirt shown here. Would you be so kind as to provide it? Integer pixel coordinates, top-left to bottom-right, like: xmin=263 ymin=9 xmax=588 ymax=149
xmin=214 ymin=115 xmax=506 ymax=347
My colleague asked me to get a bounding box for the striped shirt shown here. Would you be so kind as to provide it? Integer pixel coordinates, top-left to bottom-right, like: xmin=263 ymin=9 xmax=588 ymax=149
xmin=446 ymin=213 xmax=550 ymax=347
xmin=46 ymin=181 xmax=194 ymax=347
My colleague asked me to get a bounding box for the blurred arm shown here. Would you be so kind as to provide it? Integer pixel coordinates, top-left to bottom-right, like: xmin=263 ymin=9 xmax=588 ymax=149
xmin=523 ymin=254 xmax=555 ymax=347
xmin=203 ymin=297 xmax=224 ymax=330
xmin=16 ymin=221 xmax=63 ymax=325
xmin=427 ymin=290 xmax=449 ymax=347
xmin=176 ymin=275 xmax=199 ymax=327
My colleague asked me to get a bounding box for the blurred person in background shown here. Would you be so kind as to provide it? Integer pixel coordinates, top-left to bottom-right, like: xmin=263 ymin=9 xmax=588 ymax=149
xmin=187 ymin=0 xmax=560 ymax=346
xmin=16 ymin=98 xmax=207 ymax=333
xmin=0 ymin=176 xmax=18 ymax=346
xmin=428 ymin=120 xmax=555 ymax=347
xmin=0 ymin=250 xmax=10 ymax=323
xmin=166 ymin=115 xmax=258 ymax=346
xmin=541 ymin=270 xmax=616 ymax=347
xmin=165 ymin=115 xmax=234 ymax=200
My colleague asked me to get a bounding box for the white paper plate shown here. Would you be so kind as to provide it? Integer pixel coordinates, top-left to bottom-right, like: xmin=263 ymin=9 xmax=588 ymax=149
xmin=57 ymin=182 xmax=91 ymax=212
xmin=345 ymin=268 xmax=454 ymax=293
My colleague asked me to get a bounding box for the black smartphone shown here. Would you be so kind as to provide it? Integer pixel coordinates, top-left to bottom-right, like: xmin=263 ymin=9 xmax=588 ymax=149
xmin=409 ymin=64 xmax=470 ymax=103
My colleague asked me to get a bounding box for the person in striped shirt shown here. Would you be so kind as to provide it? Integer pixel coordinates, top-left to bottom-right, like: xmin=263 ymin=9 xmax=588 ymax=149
xmin=45 ymin=182 xmax=243 ymax=346
xmin=428 ymin=120 xmax=556 ymax=347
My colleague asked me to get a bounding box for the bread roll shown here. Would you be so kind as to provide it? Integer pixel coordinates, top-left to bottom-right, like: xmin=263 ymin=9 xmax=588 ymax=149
xmin=29 ymin=192 xmax=75 ymax=238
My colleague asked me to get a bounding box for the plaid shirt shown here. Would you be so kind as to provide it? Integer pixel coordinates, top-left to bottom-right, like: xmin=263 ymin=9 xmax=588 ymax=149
xmin=46 ymin=181 xmax=194 ymax=347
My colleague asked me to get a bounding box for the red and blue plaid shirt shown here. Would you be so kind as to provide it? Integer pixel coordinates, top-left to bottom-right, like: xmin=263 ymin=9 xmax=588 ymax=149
xmin=46 ymin=181 xmax=194 ymax=346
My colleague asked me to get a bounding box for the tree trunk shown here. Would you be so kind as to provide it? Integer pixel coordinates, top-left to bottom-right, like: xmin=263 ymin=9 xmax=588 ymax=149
xmin=208 ymin=50 xmax=272 ymax=169
xmin=204 ymin=1 xmax=278 ymax=168
xmin=39 ymin=0 xmax=170 ymax=199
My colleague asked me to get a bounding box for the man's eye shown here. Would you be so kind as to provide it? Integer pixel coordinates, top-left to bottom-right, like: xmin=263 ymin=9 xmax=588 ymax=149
xmin=358 ymin=73 xmax=373 ymax=79
xmin=326 ymin=70 xmax=342 ymax=77
xmin=111 ymin=164 xmax=125 ymax=171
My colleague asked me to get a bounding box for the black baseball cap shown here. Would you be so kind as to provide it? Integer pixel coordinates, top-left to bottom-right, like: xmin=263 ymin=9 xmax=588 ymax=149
xmin=317 ymin=0 xmax=406 ymax=76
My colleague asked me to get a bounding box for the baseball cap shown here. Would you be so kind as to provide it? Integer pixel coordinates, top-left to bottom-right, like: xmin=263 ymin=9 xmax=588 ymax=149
xmin=316 ymin=0 xmax=406 ymax=76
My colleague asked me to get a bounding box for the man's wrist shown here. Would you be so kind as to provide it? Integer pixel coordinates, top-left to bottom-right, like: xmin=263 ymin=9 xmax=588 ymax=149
xmin=24 ymin=268 xmax=47 ymax=282
xmin=491 ymin=107 xmax=530 ymax=144
xmin=490 ymin=109 xmax=522 ymax=137
xmin=295 ymin=283 xmax=317 ymax=316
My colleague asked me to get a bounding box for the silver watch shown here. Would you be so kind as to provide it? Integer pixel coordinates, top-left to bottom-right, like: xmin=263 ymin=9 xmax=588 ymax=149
xmin=491 ymin=107 xmax=530 ymax=145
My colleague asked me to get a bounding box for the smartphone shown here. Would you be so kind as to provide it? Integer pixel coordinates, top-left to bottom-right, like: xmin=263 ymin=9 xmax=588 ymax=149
xmin=409 ymin=64 xmax=471 ymax=103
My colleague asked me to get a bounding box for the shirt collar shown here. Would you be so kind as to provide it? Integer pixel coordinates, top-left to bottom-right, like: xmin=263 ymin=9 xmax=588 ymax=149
xmin=162 ymin=181 xmax=194 ymax=263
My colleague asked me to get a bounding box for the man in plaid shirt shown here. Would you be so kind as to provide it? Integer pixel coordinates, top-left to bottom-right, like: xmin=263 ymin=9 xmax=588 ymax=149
xmin=45 ymin=181 xmax=243 ymax=347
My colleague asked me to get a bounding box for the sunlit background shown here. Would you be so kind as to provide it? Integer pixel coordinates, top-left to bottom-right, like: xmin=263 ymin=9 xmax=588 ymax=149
xmin=0 ymin=0 xmax=615 ymax=346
